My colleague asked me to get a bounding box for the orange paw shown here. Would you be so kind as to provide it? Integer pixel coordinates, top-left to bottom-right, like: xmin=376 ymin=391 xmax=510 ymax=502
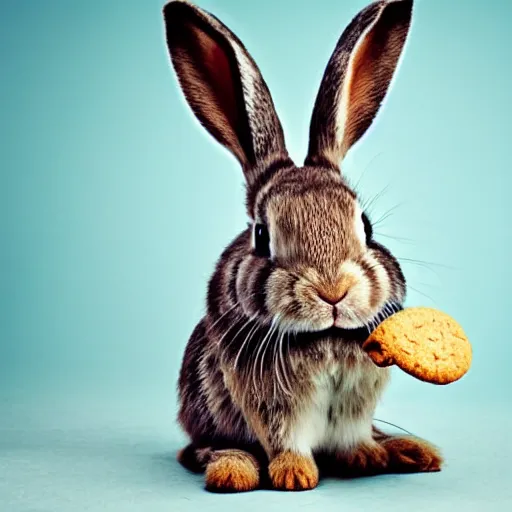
xmin=382 ymin=436 xmax=443 ymax=473
xmin=269 ymin=451 xmax=319 ymax=491
xmin=339 ymin=442 xmax=389 ymax=477
xmin=205 ymin=450 xmax=260 ymax=493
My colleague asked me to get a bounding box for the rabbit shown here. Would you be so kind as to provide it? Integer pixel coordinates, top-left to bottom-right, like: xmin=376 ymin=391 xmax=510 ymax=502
xmin=162 ymin=0 xmax=442 ymax=493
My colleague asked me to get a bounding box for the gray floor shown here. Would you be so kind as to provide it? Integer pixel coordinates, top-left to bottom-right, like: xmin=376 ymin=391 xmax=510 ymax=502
xmin=1 ymin=390 xmax=510 ymax=512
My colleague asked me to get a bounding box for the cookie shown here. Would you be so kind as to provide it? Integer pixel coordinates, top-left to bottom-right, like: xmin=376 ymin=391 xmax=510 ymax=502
xmin=362 ymin=307 xmax=472 ymax=385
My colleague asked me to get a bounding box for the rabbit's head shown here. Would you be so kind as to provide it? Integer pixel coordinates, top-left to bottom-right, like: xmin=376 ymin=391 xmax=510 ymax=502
xmin=163 ymin=0 xmax=412 ymax=334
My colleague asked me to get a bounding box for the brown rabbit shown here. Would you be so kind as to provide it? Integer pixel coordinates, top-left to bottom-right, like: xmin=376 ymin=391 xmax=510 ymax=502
xmin=162 ymin=0 xmax=442 ymax=493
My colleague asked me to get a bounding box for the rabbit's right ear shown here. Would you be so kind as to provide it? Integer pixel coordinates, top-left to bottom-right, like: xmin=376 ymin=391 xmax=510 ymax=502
xmin=163 ymin=1 xmax=290 ymax=183
xmin=306 ymin=0 xmax=413 ymax=169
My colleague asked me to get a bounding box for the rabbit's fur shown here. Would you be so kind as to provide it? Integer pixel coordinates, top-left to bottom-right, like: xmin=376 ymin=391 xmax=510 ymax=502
xmin=163 ymin=0 xmax=442 ymax=492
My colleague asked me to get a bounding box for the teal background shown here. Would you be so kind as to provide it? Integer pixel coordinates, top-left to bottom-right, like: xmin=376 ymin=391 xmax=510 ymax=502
xmin=1 ymin=0 xmax=510 ymax=510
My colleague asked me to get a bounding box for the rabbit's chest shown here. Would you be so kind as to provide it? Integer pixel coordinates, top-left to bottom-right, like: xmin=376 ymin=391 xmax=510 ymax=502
xmin=286 ymin=356 xmax=385 ymax=453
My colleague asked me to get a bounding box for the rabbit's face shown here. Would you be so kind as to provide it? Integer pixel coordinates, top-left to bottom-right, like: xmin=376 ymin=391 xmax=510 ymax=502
xmin=237 ymin=168 xmax=406 ymax=333
xmin=164 ymin=0 xmax=414 ymax=334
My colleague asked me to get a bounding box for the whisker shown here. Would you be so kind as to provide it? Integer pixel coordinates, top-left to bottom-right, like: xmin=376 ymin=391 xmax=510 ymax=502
xmin=352 ymin=152 xmax=385 ymax=195
xmin=397 ymin=257 xmax=454 ymax=270
xmin=382 ymin=304 xmax=391 ymax=321
xmin=276 ymin=329 xmax=293 ymax=397
xmin=213 ymin=293 xmax=264 ymax=351
xmin=348 ymin=308 xmax=365 ymax=330
xmin=269 ymin=327 xmax=283 ymax=402
xmin=346 ymin=308 xmax=372 ymax=334
xmin=414 ymin=281 xmax=441 ymax=290
xmin=233 ymin=320 xmax=261 ymax=371
xmin=282 ymin=330 xmax=293 ymax=394
xmin=258 ymin=320 xmax=279 ymax=392
xmin=407 ymin=285 xmax=438 ymax=305
xmin=361 ymin=183 xmax=392 ymax=214
xmin=373 ymin=418 xmax=415 ymax=436
xmin=376 ymin=309 xmax=385 ymax=328
xmin=396 ymin=257 xmax=453 ymax=282
xmin=196 ymin=291 xmax=262 ymax=346
xmin=252 ymin=320 xmax=276 ymax=395
xmin=272 ymin=333 xmax=280 ymax=399
xmin=286 ymin=331 xmax=293 ymax=385
xmin=190 ymin=305 xmax=242 ymax=345
xmin=372 ymin=202 xmax=406 ymax=227
xmin=212 ymin=302 xmax=241 ymax=324
xmin=197 ymin=314 xmax=245 ymax=349
xmin=374 ymin=232 xmax=416 ymax=244
xmin=219 ymin=316 xmax=256 ymax=354
xmin=389 ymin=302 xmax=400 ymax=314
xmin=368 ymin=313 xmax=379 ymax=332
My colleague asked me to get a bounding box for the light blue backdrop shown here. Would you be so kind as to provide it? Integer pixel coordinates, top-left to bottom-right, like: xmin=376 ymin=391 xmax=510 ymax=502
xmin=1 ymin=1 xmax=510 ymax=511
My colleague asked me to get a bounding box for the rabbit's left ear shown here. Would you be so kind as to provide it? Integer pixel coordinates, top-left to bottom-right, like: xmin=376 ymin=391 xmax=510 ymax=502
xmin=163 ymin=1 xmax=290 ymax=184
xmin=306 ymin=0 xmax=413 ymax=169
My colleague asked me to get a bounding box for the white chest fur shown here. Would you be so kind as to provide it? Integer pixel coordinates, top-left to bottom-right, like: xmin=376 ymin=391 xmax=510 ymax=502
xmin=285 ymin=360 xmax=386 ymax=455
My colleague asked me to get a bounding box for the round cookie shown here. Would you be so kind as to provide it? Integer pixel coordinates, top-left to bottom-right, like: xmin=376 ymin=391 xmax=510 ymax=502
xmin=362 ymin=307 xmax=472 ymax=385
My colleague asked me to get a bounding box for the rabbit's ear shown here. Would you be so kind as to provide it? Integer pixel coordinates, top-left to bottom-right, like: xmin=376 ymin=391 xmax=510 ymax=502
xmin=163 ymin=1 xmax=290 ymax=182
xmin=306 ymin=0 xmax=413 ymax=169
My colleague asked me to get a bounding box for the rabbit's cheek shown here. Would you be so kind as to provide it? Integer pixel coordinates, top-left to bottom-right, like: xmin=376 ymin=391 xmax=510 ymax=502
xmin=235 ymin=255 xmax=271 ymax=320
xmin=361 ymin=253 xmax=392 ymax=309
xmin=264 ymin=268 xmax=297 ymax=318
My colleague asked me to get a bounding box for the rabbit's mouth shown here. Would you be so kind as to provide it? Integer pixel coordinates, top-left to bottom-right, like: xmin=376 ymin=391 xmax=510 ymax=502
xmin=300 ymin=301 xmax=403 ymax=344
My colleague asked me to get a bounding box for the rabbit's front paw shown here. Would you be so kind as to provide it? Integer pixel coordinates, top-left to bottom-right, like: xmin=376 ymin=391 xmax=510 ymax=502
xmin=269 ymin=451 xmax=319 ymax=491
xmin=205 ymin=449 xmax=260 ymax=493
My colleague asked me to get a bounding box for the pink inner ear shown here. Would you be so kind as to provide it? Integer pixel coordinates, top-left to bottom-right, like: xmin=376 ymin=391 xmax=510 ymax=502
xmin=343 ymin=7 xmax=409 ymax=157
xmin=186 ymin=25 xmax=244 ymax=160
xmin=343 ymin=30 xmax=382 ymax=156
xmin=204 ymin=41 xmax=239 ymax=132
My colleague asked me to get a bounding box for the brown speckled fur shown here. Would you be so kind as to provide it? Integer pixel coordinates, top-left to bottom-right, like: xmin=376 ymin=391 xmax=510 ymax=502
xmin=163 ymin=0 xmax=443 ymax=492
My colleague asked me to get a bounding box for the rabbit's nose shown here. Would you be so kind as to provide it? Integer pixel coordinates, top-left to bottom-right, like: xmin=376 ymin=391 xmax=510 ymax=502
xmin=316 ymin=274 xmax=356 ymax=305
xmin=317 ymin=290 xmax=349 ymax=306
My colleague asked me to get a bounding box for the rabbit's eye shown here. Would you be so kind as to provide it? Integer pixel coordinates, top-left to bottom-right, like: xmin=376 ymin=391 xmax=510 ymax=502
xmin=254 ymin=223 xmax=271 ymax=258
xmin=362 ymin=212 xmax=373 ymax=242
